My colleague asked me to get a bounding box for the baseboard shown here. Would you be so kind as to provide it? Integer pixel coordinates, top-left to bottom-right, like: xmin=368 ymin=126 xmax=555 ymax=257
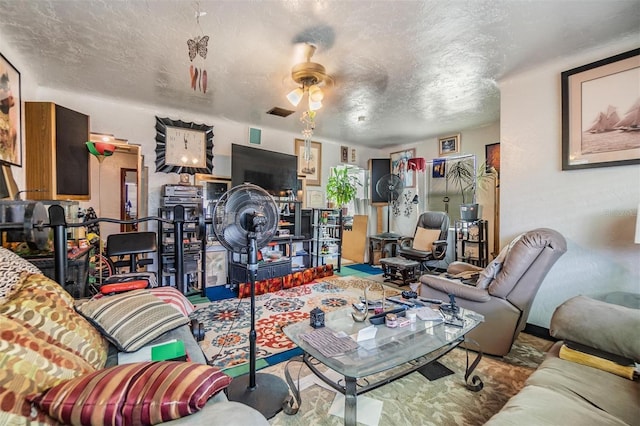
xmin=523 ymin=323 xmax=558 ymax=342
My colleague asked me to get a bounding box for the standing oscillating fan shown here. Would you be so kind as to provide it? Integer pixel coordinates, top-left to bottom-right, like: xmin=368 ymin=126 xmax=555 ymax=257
xmin=212 ymin=184 xmax=289 ymax=419
xmin=375 ymin=173 xmax=404 ymax=238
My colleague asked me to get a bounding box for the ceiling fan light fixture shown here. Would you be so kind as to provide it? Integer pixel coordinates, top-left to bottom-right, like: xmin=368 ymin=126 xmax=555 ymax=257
xmin=308 ymin=84 xmax=323 ymax=102
xmin=309 ymin=99 xmax=322 ymax=111
xmin=286 ymin=87 xmax=304 ymax=106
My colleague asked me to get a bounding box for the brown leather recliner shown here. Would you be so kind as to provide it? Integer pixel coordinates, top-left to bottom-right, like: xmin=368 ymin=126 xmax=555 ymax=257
xmin=420 ymin=228 xmax=567 ymax=356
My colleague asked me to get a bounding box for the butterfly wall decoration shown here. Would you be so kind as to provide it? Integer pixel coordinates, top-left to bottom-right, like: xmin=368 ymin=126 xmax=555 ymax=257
xmin=187 ymin=35 xmax=209 ymax=61
xmin=187 ymin=35 xmax=209 ymax=93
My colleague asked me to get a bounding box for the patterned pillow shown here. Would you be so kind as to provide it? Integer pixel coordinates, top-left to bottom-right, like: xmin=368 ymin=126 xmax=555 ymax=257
xmin=0 ymin=247 xmax=42 ymax=302
xmin=0 ymin=314 xmax=95 ymax=424
xmin=29 ymin=361 xmax=233 ymax=426
xmin=1 ymin=273 xmax=109 ymax=370
xmin=76 ymin=290 xmax=189 ymax=352
xmin=147 ymin=286 xmax=196 ymax=317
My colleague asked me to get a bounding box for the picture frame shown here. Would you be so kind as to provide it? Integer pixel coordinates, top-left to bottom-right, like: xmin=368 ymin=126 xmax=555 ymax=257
xmin=0 ymin=52 xmax=22 ymax=167
xmin=340 ymin=146 xmax=349 ymax=163
xmin=390 ymin=148 xmax=416 ymax=188
xmin=306 ymin=189 xmax=325 ymax=208
xmin=485 ymin=142 xmax=500 ymax=177
xmin=438 ymin=134 xmax=460 ymax=156
xmin=432 ymin=158 xmax=446 ymax=178
xmin=561 ymin=48 xmax=640 ymax=170
xmin=294 ymin=138 xmax=322 ymax=186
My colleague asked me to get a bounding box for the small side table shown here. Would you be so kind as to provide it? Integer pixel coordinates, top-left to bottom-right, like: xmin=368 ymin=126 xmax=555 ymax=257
xmin=368 ymin=234 xmax=400 ymax=265
xmin=379 ymin=257 xmax=420 ymax=286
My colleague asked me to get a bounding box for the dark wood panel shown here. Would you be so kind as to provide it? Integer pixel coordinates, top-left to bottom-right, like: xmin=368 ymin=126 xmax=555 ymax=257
xmin=54 ymin=104 xmax=89 ymax=198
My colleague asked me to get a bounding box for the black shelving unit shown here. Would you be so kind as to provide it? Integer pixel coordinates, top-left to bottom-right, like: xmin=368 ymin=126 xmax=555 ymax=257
xmin=310 ymin=208 xmax=342 ymax=272
xmin=158 ymin=189 xmax=205 ymax=296
xmin=454 ymin=219 xmax=489 ymax=267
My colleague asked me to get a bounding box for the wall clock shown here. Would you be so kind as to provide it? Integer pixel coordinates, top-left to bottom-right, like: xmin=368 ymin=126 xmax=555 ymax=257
xmin=155 ymin=116 xmax=214 ymax=174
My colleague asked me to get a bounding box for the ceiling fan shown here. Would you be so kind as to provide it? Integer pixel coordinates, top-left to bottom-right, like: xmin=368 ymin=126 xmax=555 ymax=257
xmin=286 ymin=43 xmax=334 ymax=111
xmin=212 ymin=184 xmax=289 ymax=419
xmin=375 ymin=173 xmax=404 ymax=238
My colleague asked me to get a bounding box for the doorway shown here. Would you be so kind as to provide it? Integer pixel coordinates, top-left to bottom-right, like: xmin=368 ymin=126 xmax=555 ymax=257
xmin=120 ymin=168 xmax=137 ymax=232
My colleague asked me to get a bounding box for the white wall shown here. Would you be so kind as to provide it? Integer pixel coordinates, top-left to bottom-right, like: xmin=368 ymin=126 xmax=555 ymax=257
xmin=384 ymin=122 xmax=501 ymax=248
xmin=9 ymin=81 xmax=383 ymax=220
xmin=500 ymin=36 xmax=640 ymax=328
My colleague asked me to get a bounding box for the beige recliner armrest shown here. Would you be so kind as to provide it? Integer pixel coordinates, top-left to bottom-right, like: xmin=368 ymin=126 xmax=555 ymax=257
xmin=420 ymin=275 xmax=491 ymax=303
xmin=550 ymin=295 xmax=640 ymax=362
xmin=446 ymin=261 xmax=484 ymax=276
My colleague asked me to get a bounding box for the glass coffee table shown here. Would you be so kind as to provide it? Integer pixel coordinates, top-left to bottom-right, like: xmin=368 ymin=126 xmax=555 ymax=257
xmin=283 ymin=306 xmax=484 ymax=426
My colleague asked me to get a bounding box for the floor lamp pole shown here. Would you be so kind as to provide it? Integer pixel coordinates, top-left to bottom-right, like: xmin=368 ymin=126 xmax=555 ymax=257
xmin=226 ymin=232 xmax=290 ymax=419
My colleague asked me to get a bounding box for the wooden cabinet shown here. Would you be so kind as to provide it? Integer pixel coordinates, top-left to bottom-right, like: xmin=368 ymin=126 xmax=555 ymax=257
xmin=25 ymin=102 xmax=90 ymax=200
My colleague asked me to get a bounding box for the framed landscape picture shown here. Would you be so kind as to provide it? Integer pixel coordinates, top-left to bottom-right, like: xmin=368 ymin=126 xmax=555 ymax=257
xmin=0 ymin=52 xmax=22 ymax=167
xmin=562 ymin=48 xmax=640 ymax=170
xmin=438 ymin=134 xmax=460 ymax=156
xmin=294 ymin=138 xmax=322 ymax=186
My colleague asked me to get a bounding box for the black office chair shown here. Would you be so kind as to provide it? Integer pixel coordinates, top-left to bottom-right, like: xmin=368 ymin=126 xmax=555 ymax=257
xmin=105 ymin=231 xmax=158 ymax=287
xmin=396 ymin=211 xmax=449 ymax=273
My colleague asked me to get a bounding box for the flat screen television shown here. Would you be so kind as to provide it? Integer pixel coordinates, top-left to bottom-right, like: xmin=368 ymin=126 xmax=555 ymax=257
xmin=231 ymin=144 xmax=298 ymax=196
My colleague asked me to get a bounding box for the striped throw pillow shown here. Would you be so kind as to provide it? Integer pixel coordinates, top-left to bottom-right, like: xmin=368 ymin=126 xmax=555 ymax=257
xmin=76 ymin=290 xmax=189 ymax=352
xmin=148 ymin=286 xmax=196 ymax=317
xmin=29 ymin=361 xmax=233 ymax=425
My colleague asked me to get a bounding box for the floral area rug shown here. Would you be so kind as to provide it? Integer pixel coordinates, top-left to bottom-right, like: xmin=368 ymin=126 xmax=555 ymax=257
xmin=190 ymin=276 xmax=399 ymax=370
xmin=267 ymin=333 xmax=553 ymax=426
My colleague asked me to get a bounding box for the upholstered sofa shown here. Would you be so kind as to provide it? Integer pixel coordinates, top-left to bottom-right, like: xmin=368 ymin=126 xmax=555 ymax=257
xmin=486 ymin=295 xmax=640 ymax=425
xmin=0 ymin=247 xmax=269 ymax=425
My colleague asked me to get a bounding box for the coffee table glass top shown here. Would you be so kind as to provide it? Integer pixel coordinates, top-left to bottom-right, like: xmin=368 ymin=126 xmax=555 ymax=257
xmin=284 ymin=307 xmax=483 ymax=378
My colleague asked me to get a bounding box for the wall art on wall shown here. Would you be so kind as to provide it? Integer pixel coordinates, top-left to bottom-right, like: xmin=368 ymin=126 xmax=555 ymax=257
xmin=432 ymin=158 xmax=446 ymax=178
xmin=485 ymin=142 xmax=500 ymax=177
xmin=0 ymin=52 xmax=21 ymax=167
xmin=306 ymin=189 xmax=325 ymax=208
xmin=390 ymin=148 xmax=415 ymax=188
xmin=438 ymin=134 xmax=460 ymax=156
xmin=351 ymin=148 xmax=356 ymax=163
xmin=294 ymin=138 xmax=322 ymax=186
xmin=562 ymin=48 xmax=640 ymax=170
xmin=341 ymin=146 xmax=349 ymax=163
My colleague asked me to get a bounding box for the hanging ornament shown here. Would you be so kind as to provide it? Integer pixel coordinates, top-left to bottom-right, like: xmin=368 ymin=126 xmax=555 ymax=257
xmin=300 ymin=110 xmax=316 ymax=160
xmin=187 ymin=4 xmax=209 ymax=93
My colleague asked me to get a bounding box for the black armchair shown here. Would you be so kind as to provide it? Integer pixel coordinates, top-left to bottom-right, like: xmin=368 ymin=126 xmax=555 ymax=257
xmin=397 ymin=211 xmax=449 ymax=273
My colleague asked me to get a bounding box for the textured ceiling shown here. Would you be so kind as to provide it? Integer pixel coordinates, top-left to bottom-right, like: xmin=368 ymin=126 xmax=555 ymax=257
xmin=0 ymin=0 xmax=638 ymax=148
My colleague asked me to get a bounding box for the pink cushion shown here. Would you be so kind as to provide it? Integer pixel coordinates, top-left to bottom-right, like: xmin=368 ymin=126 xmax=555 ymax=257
xmin=29 ymin=361 xmax=233 ymax=425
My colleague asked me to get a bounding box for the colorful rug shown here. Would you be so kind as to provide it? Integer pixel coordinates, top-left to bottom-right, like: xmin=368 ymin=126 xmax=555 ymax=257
xmin=339 ymin=263 xmax=383 ymax=275
xmin=189 ymin=276 xmax=399 ymax=371
xmin=267 ymin=332 xmax=553 ymax=426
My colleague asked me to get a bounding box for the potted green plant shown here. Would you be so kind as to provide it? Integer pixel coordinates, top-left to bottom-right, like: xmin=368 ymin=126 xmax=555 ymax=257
xmin=326 ymin=167 xmax=360 ymax=214
xmin=446 ymin=159 xmax=497 ymax=221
